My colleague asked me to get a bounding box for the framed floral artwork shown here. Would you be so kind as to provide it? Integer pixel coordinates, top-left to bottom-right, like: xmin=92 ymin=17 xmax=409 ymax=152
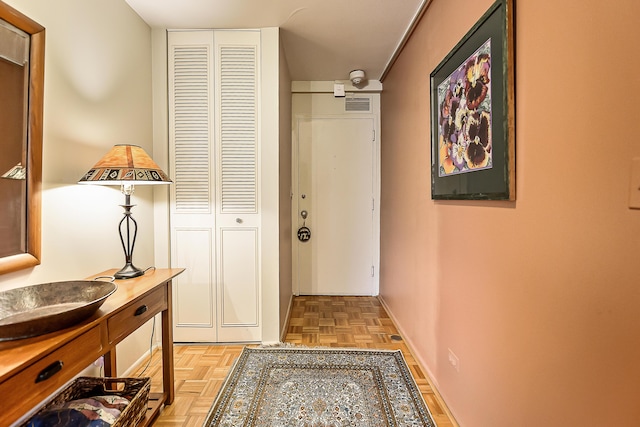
xmin=430 ymin=0 xmax=515 ymax=200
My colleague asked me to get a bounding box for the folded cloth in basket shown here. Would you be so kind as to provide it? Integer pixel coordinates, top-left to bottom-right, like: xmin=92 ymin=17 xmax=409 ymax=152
xmin=26 ymin=395 xmax=130 ymax=427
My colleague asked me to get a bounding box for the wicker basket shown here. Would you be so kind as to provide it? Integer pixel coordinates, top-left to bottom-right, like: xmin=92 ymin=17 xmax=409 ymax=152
xmin=23 ymin=376 xmax=150 ymax=427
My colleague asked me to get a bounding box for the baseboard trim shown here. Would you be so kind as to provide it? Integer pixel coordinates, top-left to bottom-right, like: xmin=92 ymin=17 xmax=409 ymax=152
xmin=378 ymin=295 xmax=460 ymax=427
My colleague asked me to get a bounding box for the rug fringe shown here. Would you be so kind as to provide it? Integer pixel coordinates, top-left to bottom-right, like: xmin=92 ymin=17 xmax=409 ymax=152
xmin=256 ymin=342 xmax=300 ymax=348
xmin=256 ymin=343 xmax=403 ymax=353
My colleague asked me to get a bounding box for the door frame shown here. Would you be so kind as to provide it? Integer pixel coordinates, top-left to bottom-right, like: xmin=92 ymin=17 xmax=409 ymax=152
xmin=291 ymin=106 xmax=381 ymax=296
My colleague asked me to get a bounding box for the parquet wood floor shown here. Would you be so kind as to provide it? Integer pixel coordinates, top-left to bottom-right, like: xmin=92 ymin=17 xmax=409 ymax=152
xmin=131 ymin=296 xmax=456 ymax=426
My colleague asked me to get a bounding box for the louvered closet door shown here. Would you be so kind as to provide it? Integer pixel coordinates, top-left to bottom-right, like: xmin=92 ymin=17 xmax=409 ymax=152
xmin=168 ymin=30 xmax=262 ymax=343
xmin=168 ymin=31 xmax=217 ymax=342
xmin=214 ymin=31 xmax=261 ymax=342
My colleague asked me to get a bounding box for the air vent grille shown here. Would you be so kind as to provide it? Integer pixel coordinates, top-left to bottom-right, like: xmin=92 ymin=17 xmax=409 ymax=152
xmin=345 ymin=97 xmax=371 ymax=112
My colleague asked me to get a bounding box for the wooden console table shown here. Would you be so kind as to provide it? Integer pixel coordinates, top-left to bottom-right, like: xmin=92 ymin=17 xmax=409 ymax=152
xmin=0 ymin=268 xmax=184 ymax=426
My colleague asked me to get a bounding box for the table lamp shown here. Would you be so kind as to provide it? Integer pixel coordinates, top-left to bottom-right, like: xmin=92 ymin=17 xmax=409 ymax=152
xmin=78 ymin=144 xmax=171 ymax=279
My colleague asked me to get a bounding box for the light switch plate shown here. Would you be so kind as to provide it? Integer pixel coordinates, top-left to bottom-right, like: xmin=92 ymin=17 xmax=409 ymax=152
xmin=333 ymin=83 xmax=345 ymax=97
xmin=629 ymin=158 xmax=640 ymax=209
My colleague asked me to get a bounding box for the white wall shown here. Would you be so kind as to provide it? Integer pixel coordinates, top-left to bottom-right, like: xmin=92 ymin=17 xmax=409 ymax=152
xmin=1 ymin=0 xmax=156 ymax=376
xmin=259 ymin=27 xmax=282 ymax=343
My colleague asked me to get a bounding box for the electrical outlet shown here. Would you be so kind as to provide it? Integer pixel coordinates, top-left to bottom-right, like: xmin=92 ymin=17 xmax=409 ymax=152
xmin=448 ymin=349 xmax=460 ymax=372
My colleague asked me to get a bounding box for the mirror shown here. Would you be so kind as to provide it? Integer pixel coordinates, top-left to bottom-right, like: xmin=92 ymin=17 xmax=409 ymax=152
xmin=0 ymin=1 xmax=44 ymax=275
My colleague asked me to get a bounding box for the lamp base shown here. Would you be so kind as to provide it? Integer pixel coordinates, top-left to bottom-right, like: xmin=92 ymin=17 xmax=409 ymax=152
xmin=114 ymin=263 xmax=144 ymax=280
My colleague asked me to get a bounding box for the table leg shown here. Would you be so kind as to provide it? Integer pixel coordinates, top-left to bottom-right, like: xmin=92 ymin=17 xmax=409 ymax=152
xmin=103 ymin=350 xmax=116 ymax=377
xmin=161 ymin=280 xmax=175 ymax=404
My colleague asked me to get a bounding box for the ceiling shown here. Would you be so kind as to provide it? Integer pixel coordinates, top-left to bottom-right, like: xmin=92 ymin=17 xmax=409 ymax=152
xmin=124 ymin=0 xmax=425 ymax=82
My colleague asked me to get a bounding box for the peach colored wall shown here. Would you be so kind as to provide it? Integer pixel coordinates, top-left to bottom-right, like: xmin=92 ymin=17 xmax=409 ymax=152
xmin=380 ymin=0 xmax=640 ymax=426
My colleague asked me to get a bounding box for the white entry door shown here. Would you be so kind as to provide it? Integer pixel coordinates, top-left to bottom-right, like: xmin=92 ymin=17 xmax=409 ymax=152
xmin=295 ymin=117 xmax=376 ymax=295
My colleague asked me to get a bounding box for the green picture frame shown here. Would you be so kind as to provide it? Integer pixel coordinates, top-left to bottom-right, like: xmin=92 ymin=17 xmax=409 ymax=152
xmin=430 ymin=0 xmax=515 ymax=200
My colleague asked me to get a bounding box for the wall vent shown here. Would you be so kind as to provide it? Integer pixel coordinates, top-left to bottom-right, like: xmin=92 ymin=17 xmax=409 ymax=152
xmin=345 ymin=97 xmax=371 ymax=112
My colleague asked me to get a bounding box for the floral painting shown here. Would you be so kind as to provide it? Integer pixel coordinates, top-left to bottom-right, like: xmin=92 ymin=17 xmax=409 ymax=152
xmin=430 ymin=0 xmax=515 ymax=200
xmin=436 ymin=38 xmax=492 ymax=177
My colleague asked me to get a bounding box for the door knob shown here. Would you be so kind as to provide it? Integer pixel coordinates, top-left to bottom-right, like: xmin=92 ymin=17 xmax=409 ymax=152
xmin=236 ymin=218 xmax=243 ymax=224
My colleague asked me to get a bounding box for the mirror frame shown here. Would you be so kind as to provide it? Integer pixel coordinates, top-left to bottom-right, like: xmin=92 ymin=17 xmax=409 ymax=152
xmin=0 ymin=1 xmax=44 ymax=275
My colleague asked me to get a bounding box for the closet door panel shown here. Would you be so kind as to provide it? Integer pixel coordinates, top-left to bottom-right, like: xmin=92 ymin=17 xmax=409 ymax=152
xmin=172 ymin=228 xmax=216 ymax=341
xmin=214 ymin=30 xmax=262 ymax=342
xmin=217 ymin=227 xmax=259 ymax=341
xmin=168 ymin=31 xmax=217 ymax=342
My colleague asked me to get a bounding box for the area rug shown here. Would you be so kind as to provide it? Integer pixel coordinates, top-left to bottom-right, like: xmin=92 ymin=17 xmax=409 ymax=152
xmin=203 ymin=346 xmax=435 ymax=426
